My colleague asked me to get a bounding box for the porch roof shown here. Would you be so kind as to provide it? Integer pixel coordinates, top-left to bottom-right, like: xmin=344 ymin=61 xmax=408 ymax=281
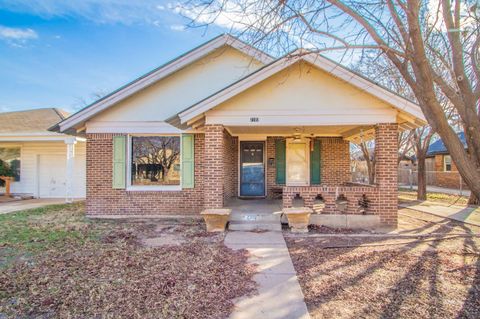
xmin=175 ymin=51 xmax=426 ymax=141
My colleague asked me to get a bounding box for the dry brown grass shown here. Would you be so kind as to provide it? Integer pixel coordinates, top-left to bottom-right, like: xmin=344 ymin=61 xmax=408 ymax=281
xmin=287 ymin=209 xmax=480 ymax=319
xmin=399 ymin=189 xmax=470 ymax=205
xmin=0 ymin=203 xmax=256 ymax=318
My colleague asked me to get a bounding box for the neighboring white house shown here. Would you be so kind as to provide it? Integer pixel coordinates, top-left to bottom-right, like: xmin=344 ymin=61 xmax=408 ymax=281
xmin=0 ymin=108 xmax=86 ymax=200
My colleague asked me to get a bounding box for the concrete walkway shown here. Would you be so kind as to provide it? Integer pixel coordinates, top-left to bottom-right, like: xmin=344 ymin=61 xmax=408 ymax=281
xmin=0 ymin=198 xmax=69 ymax=215
xmin=400 ymin=201 xmax=480 ymax=227
xmin=225 ymin=231 xmax=310 ymax=319
xmin=400 ymin=185 xmax=471 ymax=196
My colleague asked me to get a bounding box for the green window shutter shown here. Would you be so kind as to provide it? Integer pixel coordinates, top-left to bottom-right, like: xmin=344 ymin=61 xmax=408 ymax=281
xmin=112 ymin=136 xmax=126 ymax=189
xmin=310 ymin=139 xmax=321 ymax=185
xmin=181 ymin=134 xmax=195 ymax=188
xmin=275 ymin=139 xmax=286 ymax=184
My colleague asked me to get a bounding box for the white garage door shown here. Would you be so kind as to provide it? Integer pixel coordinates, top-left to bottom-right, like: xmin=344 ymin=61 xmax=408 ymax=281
xmin=38 ymin=154 xmax=86 ymax=198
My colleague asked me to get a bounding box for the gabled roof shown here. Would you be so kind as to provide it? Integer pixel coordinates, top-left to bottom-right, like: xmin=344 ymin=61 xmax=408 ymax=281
xmin=178 ymin=51 xmax=426 ymax=125
xmin=427 ymin=132 xmax=467 ymax=156
xmin=0 ymin=108 xmax=68 ymax=136
xmin=57 ymin=34 xmax=274 ymax=133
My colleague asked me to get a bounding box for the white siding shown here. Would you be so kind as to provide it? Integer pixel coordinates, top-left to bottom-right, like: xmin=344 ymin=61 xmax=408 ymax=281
xmin=1 ymin=141 xmax=86 ymax=198
xmin=88 ymin=46 xmax=264 ymax=125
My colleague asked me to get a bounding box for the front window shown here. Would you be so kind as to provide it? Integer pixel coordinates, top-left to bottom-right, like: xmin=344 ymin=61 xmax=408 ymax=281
xmin=131 ymin=136 xmax=181 ymax=186
xmin=0 ymin=147 xmax=21 ymax=181
xmin=444 ymin=155 xmax=452 ymax=172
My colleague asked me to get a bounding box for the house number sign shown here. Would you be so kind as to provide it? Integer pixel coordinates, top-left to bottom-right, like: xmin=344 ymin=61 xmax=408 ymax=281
xmin=250 ymin=117 xmax=259 ymax=122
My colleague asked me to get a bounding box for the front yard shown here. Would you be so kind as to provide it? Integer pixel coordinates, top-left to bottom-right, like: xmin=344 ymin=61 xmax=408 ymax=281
xmin=286 ymin=208 xmax=480 ymax=318
xmin=0 ymin=203 xmax=255 ymax=318
xmin=1 ymin=199 xmax=479 ymax=319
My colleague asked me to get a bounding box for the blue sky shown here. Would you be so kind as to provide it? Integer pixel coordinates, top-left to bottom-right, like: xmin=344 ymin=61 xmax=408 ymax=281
xmin=0 ymin=1 xmax=226 ymax=113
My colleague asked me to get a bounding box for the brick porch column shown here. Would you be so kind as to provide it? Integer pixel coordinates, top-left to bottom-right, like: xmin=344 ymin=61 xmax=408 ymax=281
xmin=375 ymin=123 xmax=398 ymax=227
xmin=204 ymin=124 xmax=225 ymax=209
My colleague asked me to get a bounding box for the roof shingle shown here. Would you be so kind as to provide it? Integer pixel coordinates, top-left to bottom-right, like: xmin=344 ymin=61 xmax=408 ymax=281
xmin=0 ymin=108 xmax=68 ymax=135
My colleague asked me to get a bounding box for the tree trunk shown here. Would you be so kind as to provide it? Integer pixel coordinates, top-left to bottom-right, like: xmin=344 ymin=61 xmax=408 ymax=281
xmin=468 ymin=193 xmax=479 ymax=206
xmin=417 ymin=155 xmax=427 ymax=201
xmin=368 ymin=161 xmax=375 ymax=185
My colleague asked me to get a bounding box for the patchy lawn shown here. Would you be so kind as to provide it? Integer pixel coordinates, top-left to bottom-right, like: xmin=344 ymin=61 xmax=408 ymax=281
xmin=399 ymin=188 xmax=470 ymax=205
xmin=286 ymin=209 xmax=480 ymax=319
xmin=0 ymin=203 xmax=256 ymax=318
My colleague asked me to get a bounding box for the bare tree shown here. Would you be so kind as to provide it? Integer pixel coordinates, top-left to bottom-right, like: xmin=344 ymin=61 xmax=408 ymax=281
xmin=413 ymin=127 xmax=435 ymax=200
xmin=183 ymin=0 xmax=480 ymax=204
xmin=360 ymin=140 xmax=376 ymax=184
xmin=132 ymin=137 xmax=180 ymax=183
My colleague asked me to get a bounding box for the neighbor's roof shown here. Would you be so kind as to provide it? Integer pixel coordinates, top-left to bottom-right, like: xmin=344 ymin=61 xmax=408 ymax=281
xmin=56 ymin=34 xmax=274 ymax=133
xmin=0 ymin=108 xmax=69 ymax=136
xmin=427 ymin=132 xmax=467 ymax=156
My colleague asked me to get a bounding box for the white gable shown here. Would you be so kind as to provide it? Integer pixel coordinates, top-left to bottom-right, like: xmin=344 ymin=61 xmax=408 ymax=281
xmin=206 ymin=61 xmax=398 ymax=127
xmin=90 ymin=46 xmax=264 ymax=124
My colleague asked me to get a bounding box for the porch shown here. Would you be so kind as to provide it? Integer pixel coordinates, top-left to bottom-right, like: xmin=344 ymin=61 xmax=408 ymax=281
xmin=203 ymin=123 xmax=399 ymax=227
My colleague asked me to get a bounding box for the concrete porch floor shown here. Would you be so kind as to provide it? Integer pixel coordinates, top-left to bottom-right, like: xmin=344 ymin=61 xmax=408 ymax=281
xmin=226 ymin=198 xmax=283 ymax=215
xmin=225 ymin=198 xmax=283 ymax=231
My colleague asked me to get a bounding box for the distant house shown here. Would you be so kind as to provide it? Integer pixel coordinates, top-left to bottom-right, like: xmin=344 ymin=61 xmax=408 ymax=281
xmin=426 ymin=132 xmax=467 ymax=189
xmin=0 ymin=108 xmax=86 ymax=200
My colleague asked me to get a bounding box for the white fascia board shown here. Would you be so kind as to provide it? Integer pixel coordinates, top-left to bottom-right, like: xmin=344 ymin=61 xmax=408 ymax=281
xmin=85 ymin=121 xmax=184 ymax=134
xmin=180 ymin=52 xmax=426 ymax=125
xmin=0 ymin=136 xmax=71 ymax=142
xmin=206 ymin=114 xmax=396 ymax=126
xmin=0 ymin=132 xmax=65 ymax=137
xmin=59 ymin=34 xmax=273 ymax=133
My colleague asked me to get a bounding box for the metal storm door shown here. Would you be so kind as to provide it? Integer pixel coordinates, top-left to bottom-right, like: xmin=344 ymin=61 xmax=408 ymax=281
xmin=240 ymin=141 xmax=265 ymax=197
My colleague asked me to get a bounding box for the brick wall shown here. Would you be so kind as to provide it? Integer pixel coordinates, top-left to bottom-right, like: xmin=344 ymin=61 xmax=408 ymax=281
xmin=432 ymin=154 xmax=468 ymax=189
xmin=321 ymin=137 xmax=351 ymax=185
xmin=266 ymin=136 xmax=281 ymax=199
xmin=204 ymin=125 xmax=225 ymax=209
xmin=283 ymin=185 xmax=379 ymax=215
xmin=86 ymin=133 xmax=204 ymax=215
xmin=266 ymin=136 xmax=350 ymax=198
xmin=223 ymin=129 xmax=238 ymax=202
xmin=374 ymin=123 xmax=398 ymax=226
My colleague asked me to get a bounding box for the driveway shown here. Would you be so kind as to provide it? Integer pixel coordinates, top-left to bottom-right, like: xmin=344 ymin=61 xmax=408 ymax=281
xmin=0 ymin=198 xmax=71 ymax=215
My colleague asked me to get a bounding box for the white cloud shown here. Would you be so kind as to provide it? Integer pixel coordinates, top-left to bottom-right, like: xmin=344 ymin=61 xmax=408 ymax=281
xmin=0 ymin=25 xmax=38 ymax=47
xmin=170 ymin=24 xmax=185 ymax=31
xmin=0 ymin=25 xmax=38 ymax=40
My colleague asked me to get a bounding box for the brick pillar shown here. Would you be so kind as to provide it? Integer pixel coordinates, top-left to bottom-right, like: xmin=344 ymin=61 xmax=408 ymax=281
xmin=204 ymin=124 xmax=225 ymax=209
xmin=375 ymin=123 xmax=398 ymax=226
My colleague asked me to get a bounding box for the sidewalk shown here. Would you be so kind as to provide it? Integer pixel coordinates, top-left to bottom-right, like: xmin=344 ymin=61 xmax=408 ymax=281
xmin=0 ymin=198 xmax=69 ymax=215
xmin=225 ymin=231 xmax=310 ymax=319
xmin=400 ymin=185 xmax=471 ymax=196
xmin=400 ymin=200 xmax=480 ymax=227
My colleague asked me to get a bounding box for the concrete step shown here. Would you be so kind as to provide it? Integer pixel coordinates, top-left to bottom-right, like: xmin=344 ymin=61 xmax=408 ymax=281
xmin=229 ymin=213 xmax=281 ymax=223
xmin=228 ymin=221 xmax=282 ymax=231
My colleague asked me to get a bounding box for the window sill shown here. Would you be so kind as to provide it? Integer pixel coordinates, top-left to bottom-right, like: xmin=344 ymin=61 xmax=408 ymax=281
xmin=126 ymin=185 xmax=182 ymax=192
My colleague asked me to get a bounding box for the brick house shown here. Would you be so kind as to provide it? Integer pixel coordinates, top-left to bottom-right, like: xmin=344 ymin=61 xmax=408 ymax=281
xmin=55 ymin=34 xmax=426 ymax=227
xmin=426 ymin=132 xmax=468 ymax=189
